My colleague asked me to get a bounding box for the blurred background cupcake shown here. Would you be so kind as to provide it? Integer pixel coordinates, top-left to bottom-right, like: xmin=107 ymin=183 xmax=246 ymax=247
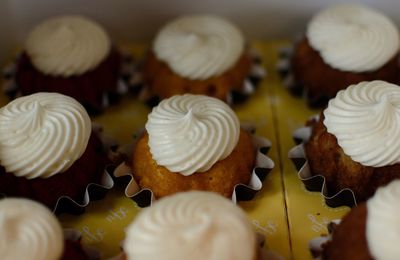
xmin=12 ymin=15 xmax=127 ymax=115
xmin=137 ymin=15 xmax=265 ymax=105
xmin=0 ymin=198 xmax=92 ymax=259
xmin=0 ymin=92 xmax=112 ymax=211
xmin=280 ymin=4 xmax=400 ymax=107
xmin=123 ymin=191 xmax=260 ymax=260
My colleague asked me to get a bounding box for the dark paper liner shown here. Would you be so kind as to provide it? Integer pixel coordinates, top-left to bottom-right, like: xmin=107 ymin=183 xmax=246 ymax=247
xmin=276 ymin=41 xmax=331 ymax=108
xmin=308 ymin=219 xmax=341 ymax=259
xmin=63 ymin=228 xmax=101 ymax=260
xmin=2 ymin=51 xmax=134 ymax=114
xmin=0 ymin=123 xmax=115 ymax=215
xmin=288 ymin=116 xmax=357 ymax=208
xmin=109 ymin=232 xmax=284 ymax=260
xmin=112 ymin=126 xmax=274 ymax=207
xmin=129 ymin=48 xmax=266 ymax=107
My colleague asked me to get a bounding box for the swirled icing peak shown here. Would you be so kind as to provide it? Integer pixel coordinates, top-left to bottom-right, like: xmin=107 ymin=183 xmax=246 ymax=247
xmin=124 ymin=191 xmax=256 ymax=260
xmin=0 ymin=92 xmax=92 ymax=179
xmin=145 ymin=94 xmax=240 ymax=175
xmin=153 ymin=15 xmax=245 ymax=80
xmin=307 ymin=4 xmax=399 ymax=72
xmin=26 ymin=15 xmax=111 ymax=77
xmin=323 ymin=81 xmax=400 ymax=167
xmin=0 ymin=198 xmax=64 ymax=260
xmin=366 ymin=180 xmax=400 ymax=259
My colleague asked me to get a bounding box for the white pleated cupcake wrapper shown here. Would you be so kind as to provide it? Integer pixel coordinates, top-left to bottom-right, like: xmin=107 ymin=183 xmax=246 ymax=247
xmin=308 ymin=219 xmax=342 ymax=259
xmin=128 ymin=48 xmax=266 ymax=107
xmin=0 ymin=123 xmax=116 ymax=215
xmin=107 ymin=232 xmax=284 ymax=260
xmin=2 ymin=51 xmax=134 ymax=113
xmin=276 ymin=41 xmax=332 ymax=107
xmin=64 ymin=228 xmax=101 ymax=260
xmin=110 ymin=124 xmax=274 ymax=207
xmin=288 ymin=115 xmax=357 ymax=208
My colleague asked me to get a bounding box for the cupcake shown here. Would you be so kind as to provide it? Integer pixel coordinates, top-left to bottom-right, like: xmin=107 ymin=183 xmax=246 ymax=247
xmin=321 ymin=180 xmax=400 ymax=259
xmin=139 ymin=15 xmax=264 ymax=104
xmin=305 ymin=81 xmax=400 ymax=202
xmin=123 ymin=191 xmax=258 ymax=260
xmin=289 ymin=4 xmax=400 ymax=107
xmin=14 ymin=15 xmax=123 ymax=114
xmin=0 ymin=198 xmax=90 ymax=260
xmin=132 ymin=94 xmax=256 ymax=199
xmin=0 ymin=92 xmax=109 ymax=209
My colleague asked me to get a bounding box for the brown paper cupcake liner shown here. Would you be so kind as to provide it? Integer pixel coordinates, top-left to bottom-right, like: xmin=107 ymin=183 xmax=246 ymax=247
xmin=2 ymin=51 xmax=133 ymax=114
xmin=0 ymin=123 xmax=116 ymax=215
xmin=129 ymin=48 xmax=266 ymax=107
xmin=288 ymin=115 xmax=357 ymax=208
xmin=308 ymin=219 xmax=341 ymax=259
xmin=276 ymin=41 xmax=331 ymax=108
xmin=63 ymin=228 xmax=101 ymax=260
xmin=111 ymin=125 xmax=274 ymax=207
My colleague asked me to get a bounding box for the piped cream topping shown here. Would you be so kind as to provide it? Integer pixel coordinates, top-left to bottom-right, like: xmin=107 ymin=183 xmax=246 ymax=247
xmin=0 ymin=198 xmax=64 ymax=260
xmin=124 ymin=191 xmax=256 ymax=260
xmin=323 ymin=81 xmax=400 ymax=167
xmin=153 ymin=15 xmax=245 ymax=80
xmin=145 ymin=94 xmax=240 ymax=175
xmin=0 ymin=92 xmax=91 ymax=179
xmin=307 ymin=4 xmax=399 ymax=72
xmin=26 ymin=15 xmax=111 ymax=77
xmin=366 ymin=180 xmax=400 ymax=259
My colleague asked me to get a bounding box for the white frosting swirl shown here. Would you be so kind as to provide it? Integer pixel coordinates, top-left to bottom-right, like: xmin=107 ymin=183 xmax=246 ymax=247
xmin=0 ymin=92 xmax=92 ymax=179
xmin=124 ymin=191 xmax=256 ymax=260
xmin=323 ymin=81 xmax=400 ymax=167
xmin=145 ymin=94 xmax=240 ymax=175
xmin=307 ymin=4 xmax=399 ymax=72
xmin=26 ymin=15 xmax=111 ymax=77
xmin=153 ymin=15 xmax=245 ymax=80
xmin=366 ymin=180 xmax=400 ymax=260
xmin=0 ymin=198 xmax=64 ymax=260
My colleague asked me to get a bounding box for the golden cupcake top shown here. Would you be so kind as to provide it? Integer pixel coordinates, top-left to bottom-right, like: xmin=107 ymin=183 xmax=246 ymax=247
xmin=307 ymin=4 xmax=399 ymax=72
xmin=0 ymin=92 xmax=91 ymax=179
xmin=153 ymin=15 xmax=245 ymax=80
xmin=145 ymin=94 xmax=240 ymax=175
xmin=123 ymin=191 xmax=257 ymax=260
xmin=26 ymin=15 xmax=111 ymax=77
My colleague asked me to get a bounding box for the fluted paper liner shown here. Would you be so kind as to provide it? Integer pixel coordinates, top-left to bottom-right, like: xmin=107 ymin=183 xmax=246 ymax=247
xmin=130 ymin=48 xmax=266 ymax=107
xmin=288 ymin=116 xmax=357 ymax=208
xmin=112 ymin=127 xmax=274 ymax=207
xmin=0 ymin=123 xmax=115 ymax=215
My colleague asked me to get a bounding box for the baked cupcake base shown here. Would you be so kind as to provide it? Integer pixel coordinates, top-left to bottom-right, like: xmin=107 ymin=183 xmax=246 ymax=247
xmin=112 ymin=125 xmax=274 ymax=207
xmin=288 ymin=115 xmax=357 ymax=208
xmin=3 ymin=49 xmax=134 ymax=115
xmin=0 ymin=124 xmax=115 ymax=215
xmin=131 ymin=49 xmax=266 ymax=107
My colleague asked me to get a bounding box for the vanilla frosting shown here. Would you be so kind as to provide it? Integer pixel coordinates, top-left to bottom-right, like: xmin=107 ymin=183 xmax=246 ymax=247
xmin=323 ymin=81 xmax=400 ymax=167
xmin=153 ymin=15 xmax=245 ymax=80
xmin=307 ymin=4 xmax=399 ymax=72
xmin=0 ymin=198 xmax=64 ymax=260
xmin=366 ymin=180 xmax=400 ymax=259
xmin=26 ymin=15 xmax=111 ymax=77
xmin=0 ymin=92 xmax=92 ymax=179
xmin=124 ymin=191 xmax=256 ymax=260
xmin=145 ymin=94 xmax=240 ymax=175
